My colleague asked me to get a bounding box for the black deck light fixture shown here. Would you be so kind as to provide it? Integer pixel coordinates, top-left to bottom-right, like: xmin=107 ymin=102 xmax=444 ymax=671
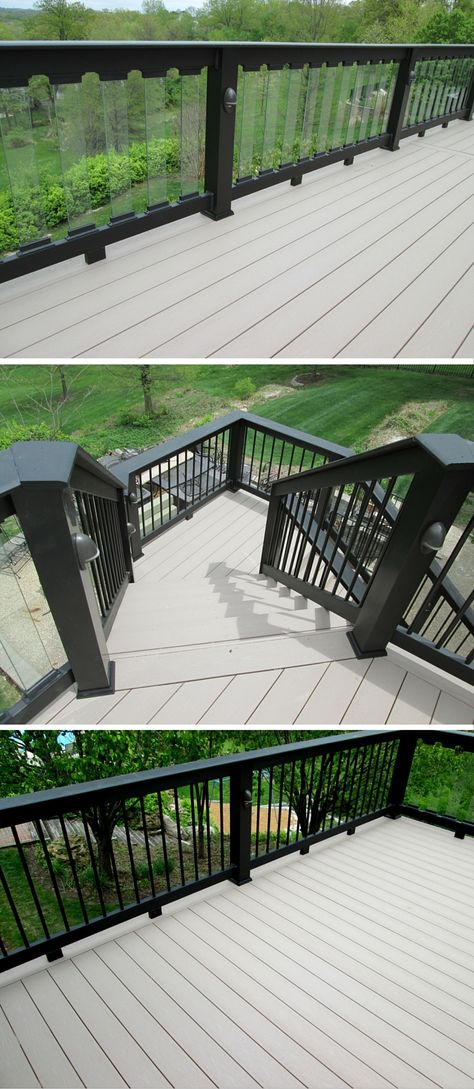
xmin=420 ymin=522 xmax=447 ymax=555
xmin=72 ymin=531 xmax=99 ymax=570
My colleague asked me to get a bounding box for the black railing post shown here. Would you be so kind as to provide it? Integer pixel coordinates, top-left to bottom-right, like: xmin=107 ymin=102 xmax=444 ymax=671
xmin=463 ymin=66 xmax=474 ymax=121
xmin=349 ymin=451 xmax=473 ymax=658
xmin=227 ymin=418 xmax=246 ymax=491
xmin=229 ymin=764 xmax=252 ymax=885
xmin=12 ymin=483 xmax=115 ymax=698
xmin=386 ymin=733 xmax=418 ymax=818
xmin=202 ymin=47 xmax=239 ymax=221
xmin=117 ymin=491 xmax=135 ymax=583
xmin=384 ymin=47 xmax=416 ymax=151
xmin=126 ymin=473 xmax=144 ymax=561
xmin=260 ymin=493 xmax=281 ymax=571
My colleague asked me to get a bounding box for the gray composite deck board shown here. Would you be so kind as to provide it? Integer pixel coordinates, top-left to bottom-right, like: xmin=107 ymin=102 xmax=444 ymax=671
xmin=1 ymin=121 xmax=473 ymax=359
xmin=1 ymin=820 xmax=473 ymax=1089
xmin=33 ymin=491 xmax=474 ymax=726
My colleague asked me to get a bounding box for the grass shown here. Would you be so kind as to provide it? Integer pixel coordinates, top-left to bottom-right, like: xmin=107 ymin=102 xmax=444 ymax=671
xmin=1 ymin=365 xmax=473 ymax=462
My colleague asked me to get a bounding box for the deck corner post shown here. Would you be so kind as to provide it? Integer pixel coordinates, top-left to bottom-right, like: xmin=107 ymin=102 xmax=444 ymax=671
xmin=386 ymin=733 xmax=418 ymax=818
xmin=349 ymin=452 xmax=473 ymax=659
xmin=227 ymin=417 xmax=246 ymax=492
xmin=12 ymin=480 xmax=114 ymax=699
xmin=230 ymin=764 xmax=252 ymax=885
xmin=202 ymin=47 xmax=239 ymax=222
xmin=384 ymin=47 xmax=416 ymax=152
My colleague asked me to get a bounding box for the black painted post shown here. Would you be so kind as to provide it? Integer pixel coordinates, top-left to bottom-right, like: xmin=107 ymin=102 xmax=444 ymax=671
xmin=386 ymin=733 xmax=418 ymax=818
xmin=384 ymin=47 xmax=416 ymax=151
xmin=127 ymin=472 xmax=144 ymax=562
xmin=13 ymin=484 xmax=115 ymax=698
xmin=117 ymin=490 xmax=135 ymax=583
xmin=463 ymin=67 xmax=474 ymax=121
xmin=229 ymin=764 xmax=252 ymax=885
xmin=203 ymin=47 xmax=239 ymax=221
xmin=260 ymin=493 xmax=281 ymax=571
xmin=349 ymin=457 xmax=473 ymax=659
xmin=227 ymin=419 xmax=246 ymax=491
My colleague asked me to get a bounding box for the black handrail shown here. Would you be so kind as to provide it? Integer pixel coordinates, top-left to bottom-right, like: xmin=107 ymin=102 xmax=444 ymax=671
xmin=260 ymin=434 xmax=474 ymax=681
xmin=0 ymin=728 xmax=472 ymax=972
xmin=0 ymin=41 xmax=472 ymax=280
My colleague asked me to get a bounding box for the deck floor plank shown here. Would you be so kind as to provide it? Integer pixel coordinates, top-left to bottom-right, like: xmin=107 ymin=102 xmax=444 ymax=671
xmin=1 ymin=123 xmax=473 ymax=358
xmin=1 ymin=821 xmax=473 ymax=1089
xmin=36 ymin=491 xmax=473 ymax=725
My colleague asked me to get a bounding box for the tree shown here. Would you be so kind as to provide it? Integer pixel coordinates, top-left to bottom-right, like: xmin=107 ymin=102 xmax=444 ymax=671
xmin=140 ymin=364 xmax=154 ymax=414
xmin=25 ymin=0 xmax=91 ymax=41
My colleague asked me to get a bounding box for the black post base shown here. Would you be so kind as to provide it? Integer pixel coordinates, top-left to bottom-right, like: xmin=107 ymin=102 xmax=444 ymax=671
xmin=344 ymin=157 xmax=354 ymax=166
xmin=76 ymin=660 xmax=116 ymax=700
xmin=85 ymin=248 xmax=106 ymax=265
xmin=149 ymin=906 xmax=163 ymax=918
xmin=231 ymin=876 xmax=252 ymax=886
xmin=201 ymin=208 xmax=234 ymax=222
xmin=347 ymin=827 xmax=356 ymax=836
xmin=47 ymin=948 xmax=64 ymax=962
xmin=346 ymin=630 xmax=387 ymax=660
xmin=300 ymin=844 xmax=310 ymax=854
xmin=290 ymin=176 xmax=302 ymax=186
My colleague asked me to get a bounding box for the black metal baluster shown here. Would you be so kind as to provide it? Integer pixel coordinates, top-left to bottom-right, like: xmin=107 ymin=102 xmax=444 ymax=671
xmin=249 ymin=429 xmax=257 ymax=487
xmin=157 ymin=461 xmax=164 ymax=526
xmin=189 ymin=782 xmax=199 ymax=881
xmin=148 ymin=469 xmax=155 ymax=532
xmin=76 ymin=492 xmax=106 ymax=616
xmin=121 ymin=801 xmax=140 ymax=904
xmin=157 ymin=791 xmax=172 ymax=892
xmin=256 ymin=434 xmax=267 ymax=493
xmin=80 ymin=812 xmax=107 ymax=917
xmin=11 ymin=826 xmax=50 ymax=939
xmin=336 ymin=748 xmax=352 ymax=827
xmin=286 ymin=759 xmax=296 ymax=845
xmin=255 ymin=768 xmax=262 ymax=857
xmin=139 ymin=796 xmax=156 ymax=900
xmin=58 ymin=816 xmax=89 ymax=924
xmin=266 ymin=766 xmax=273 ymax=855
xmin=219 ymin=777 xmax=225 ymax=871
xmin=205 ymin=780 xmax=212 ymax=876
xmin=173 ymin=787 xmax=186 ymax=886
xmin=35 ymin=820 xmax=70 ymax=932
xmin=276 ymin=763 xmax=285 ymax=849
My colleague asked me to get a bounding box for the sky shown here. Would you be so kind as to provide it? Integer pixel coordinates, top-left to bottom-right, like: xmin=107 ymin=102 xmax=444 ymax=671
xmin=3 ymin=0 xmax=207 ymax=13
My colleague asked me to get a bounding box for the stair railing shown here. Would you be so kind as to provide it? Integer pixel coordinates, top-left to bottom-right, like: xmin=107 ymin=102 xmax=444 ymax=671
xmin=260 ymin=433 xmax=474 ymax=683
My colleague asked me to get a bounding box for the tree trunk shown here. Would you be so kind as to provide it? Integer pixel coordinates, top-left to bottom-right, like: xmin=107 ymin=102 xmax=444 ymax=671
xmin=57 ymin=366 xmax=69 ymax=402
xmin=140 ymin=365 xmax=154 ymax=414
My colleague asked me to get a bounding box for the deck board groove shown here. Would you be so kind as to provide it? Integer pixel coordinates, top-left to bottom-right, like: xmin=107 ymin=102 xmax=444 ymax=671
xmin=1 ymin=123 xmax=473 ymax=359
xmin=33 ymin=491 xmax=474 ymax=725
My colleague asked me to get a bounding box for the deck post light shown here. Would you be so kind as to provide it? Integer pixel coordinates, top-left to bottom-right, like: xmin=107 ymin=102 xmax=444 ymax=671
xmin=420 ymin=522 xmax=447 ymax=555
xmin=73 ymin=532 xmax=100 ymax=570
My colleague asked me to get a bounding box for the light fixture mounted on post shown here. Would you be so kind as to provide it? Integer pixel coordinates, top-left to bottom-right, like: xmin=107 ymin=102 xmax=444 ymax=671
xmin=420 ymin=522 xmax=447 ymax=555
xmin=73 ymin=532 xmax=100 ymax=570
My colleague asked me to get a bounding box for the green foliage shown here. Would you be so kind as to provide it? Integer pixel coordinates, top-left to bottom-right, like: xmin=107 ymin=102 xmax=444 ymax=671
xmin=0 ymin=136 xmax=180 ymax=254
xmin=406 ymin=740 xmax=474 ymax=822
xmin=416 ymin=7 xmax=474 ymax=42
xmin=234 ymin=377 xmax=256 ymax=399
xmin=153 ymin=856 xmax=175 ymax=876
xmin=0 ymin=421 xmax=68 ymax=450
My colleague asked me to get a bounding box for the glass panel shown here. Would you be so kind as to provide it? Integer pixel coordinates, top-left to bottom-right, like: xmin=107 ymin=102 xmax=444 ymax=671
xmin=0 ymin=86 xmax=48 ymax=247
xmin=260 ymin=68 xmax=283 ymax=171
xmin=345 ymin=63 xmax=369 ymax=147
xmin=369 ymin=63 xmax=393 ymax=137
xmin=315 ymin=64 xmax=337 ymax=152
xmin=238 ymin=68 xmax=266 ymax=178
xmin=0 ymin=515 xmax=67 ymax=713
xmin=53 ymin=83 xmax=95 ymax=233
xmin=180 ymin=72 xmax=202 ymax=197
xmin=280 ymin=68 xmax=303 ymax=165
xmin=144 ymin=75 xmax=168 ymax=208
xmin=326 ymin=63 xmax=344 ymax=150
xmin=332 ymin=63 xmax=356 ymax=149
xmin=355 ymin=63 xmax=379 ymax=143
xmin=300 ymin=66 xmax=321 ymax=159
xmin=101 ymin=78 xmax=133 ymax=219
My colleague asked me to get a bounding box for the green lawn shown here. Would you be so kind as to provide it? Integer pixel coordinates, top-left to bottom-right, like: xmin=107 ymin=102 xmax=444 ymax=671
xmin=1 ymin=365 xmax=472 ymax=463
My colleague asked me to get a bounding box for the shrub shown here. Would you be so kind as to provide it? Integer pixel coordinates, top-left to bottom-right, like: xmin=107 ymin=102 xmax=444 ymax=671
xmin=152 ymin=856 xmax=175 ymax=877
xmin=0 ymin=422 xmax=69 ymax=450
xmin=234 ymin=377 xmax=256 ymax=399
xmin=0 ymin=135 xmax=181 ymax=255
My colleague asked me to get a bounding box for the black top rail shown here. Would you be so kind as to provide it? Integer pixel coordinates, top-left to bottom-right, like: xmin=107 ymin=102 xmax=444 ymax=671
xmin=0 ymin=40 xmax=472 ymax=280
xmin=0 ymin=729 xmax=472 ymax=973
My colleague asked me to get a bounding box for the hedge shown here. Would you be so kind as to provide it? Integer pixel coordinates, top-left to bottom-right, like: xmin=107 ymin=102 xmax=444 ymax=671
xmin=0 ymin=136 xmax=180 ymax=254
